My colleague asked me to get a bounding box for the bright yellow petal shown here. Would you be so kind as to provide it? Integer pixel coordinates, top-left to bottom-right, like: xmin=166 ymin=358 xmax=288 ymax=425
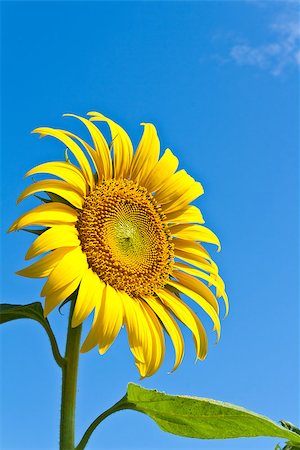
xmin=8 ymin=202 xmax=78 ymax=232
xmin=173 ymin=270 xmax=219 ymax=314
xmin=143 ymin=295 xmax=184 ymax=372
xmin=168 ymin=278 xmax=221 ymax=341
xmin=25 ymin=161 xmax=87 ymax=196
xmin=17 ymin=180 xmax=84 ymax=209
xmin=171 ymin=224 xmax=221 ymax=250
xmin=121 ymin=292 xmax=146 ymax=367
xmin=16 ymin=247 xmax=72 ymax=278
xmin=155 ymin=170 xmax=202 ymax=205
xmin=81 ymin=283 xmax=123 ymax=354
xmin=143 ymin=148 xmax=178 ymax=193
xmin=174 ymin=261 xmax=226 ymax=299
xmin=44 ymin=275 xmax=82 ymax=316
xmin=175 ymin=249 xmax=220 ymax=280
xmin=157 ymin=288 xmax=208 ymax=360
xmin=32 ymin=127 xmax=95 ymax=189
xmin=139 ymin=301 xmax=165 ymax=377
xmin=130 ymin=123 xmax=160 ymax=186
xmin=63 ymin=114 xmax=112 ymax=180
xmin=165 ymin=205 xmax=204 ymax=225
xmin=41 ymin=247 xmax=88 ymax=297
xmin=25 ymin=225 xmax=79 ymax=260
xmin=72 ymin=268 xmax=105 ymax=328
xmin=88 ymin=111 xmax=133 ymax=179
xmin=163 ymin=182 xmax=204 ymax=214
xmin=174 ymin=239 xmax=213 ymax=263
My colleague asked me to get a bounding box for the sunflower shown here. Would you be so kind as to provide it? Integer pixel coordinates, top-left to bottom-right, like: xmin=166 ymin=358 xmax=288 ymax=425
xmin=9 ymin=112 xmax=228 ymax=377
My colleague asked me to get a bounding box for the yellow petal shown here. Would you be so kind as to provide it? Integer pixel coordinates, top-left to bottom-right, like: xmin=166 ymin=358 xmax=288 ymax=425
xmin=173 ymin=270 xmax=219 ymax=314
xmin=165 ymin=205 xmax=204 ymax=225
xmin=155 ymin=170 xmax=202 ymax=205
xmin=81 ymin=283 xmax=123 ymax=354
xmin=25 ymin=225 xmax=79 ymax=260
xmin=17 ymin=180 xmax=84 ymax=209
xmin=174 ymin=239 xmax=213 ymax=263
xmin=143 ymin=148 xmax=178 ymax=193
xmin=88 ymin=111 xmax=133 ymax=179
xmin=163 ymin=182 xmax=204 ymax=214
xmin=174 ymin=261 xmax=226 ymax=299
xmin=171 ymin=224 xmax=221 ymax=250
xmin=121 ymin=292 xmax=147 ymax=366
xmin=25 ymin=161 xmax=87 ymax=196
xmin=168 ymin=279 xmax=221 ymax=341
xmin=32 ymin=127 xmax=95 ymax=189
xmin=72 ymin=268 xmax=105 ymax=327
xmin=16 ymin=247 xmax=72 ymax=278
xmin=157 ymin=288 xmax=208 ymax=360
xmin=175 ymin=250 xmax=218 ymax=276
xmin=143 ymin=295 xmax=184 ymax=372
xmin=63 ymin=114 xmax=112 ymax=180
xmin=130 ymin=123 xmax=160 ymax=186
xmin=139 ymin=301 xmax=165 ymax=377
xmin=8 ymin=202 xmax=78 ymax=232
xmin=98 ymin=284 xmax=123 ymax=354
xmin=44 ymin=275 xmax=82 ymax=316
xmin=41 ymin=247 xmax=88 ymax=297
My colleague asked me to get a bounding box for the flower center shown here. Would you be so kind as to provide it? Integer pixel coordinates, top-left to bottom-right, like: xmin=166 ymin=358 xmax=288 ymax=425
xmin=77 ymin=179 xmax=174 ymax=296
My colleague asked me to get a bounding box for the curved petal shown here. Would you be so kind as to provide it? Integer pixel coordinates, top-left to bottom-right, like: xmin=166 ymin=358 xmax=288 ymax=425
xmin=130 ymin=123 xmax=160 ymax=186
xmin=25 ymin=161 xmax=87 ymax=196
xmin=174 ymin=262 xmax=226 ymax=298
xmin=143 ymin=148 xmax=178 ymax=193
xmin=139 ymin=301 xmax=165 ymax=377
xmin=143 ymin=295 xmax=184 ymax=372
xmin=25 ymin=225 xmax=79 ymax=260
xmin=63 ymin=114 xmax=112 ymax=180
xmin=44 ymin=275 xmax=82 ymax=316
xmin=173 ymin=270 xmax=219 ymax=313
xmin=156 ymin=288 xmax=208 ymax=360
xmin=121 ymin=292 xmax=146 ymax=367
xmin=16 ymin=247 xmax=72 ymax=278
xmin=32 ymin=127 xmax=95 ymax=189
xmin=72 ymin=268 xmax=105 ymax=327
xmin=8 ymin=202 xmax=78 ymax=232
xmin=168 ymin=279 xmax=221 ymax=341
xmin=165 ymin=205 xmax=204 ymax=225
xmin=175 ymin=249 xmax=217 ymax=275
xmin=171 ymin=224 xmax=221 ymax=250
xmin=81 ymin=283 xmax=123 ymax=354
xmin=41 ymin=247 xmax=88 ymax=297
xmin=155 ymin=170 xmax=202 ymax=205
xmin=17 ymin=180 xmax=84 ymax=209
xmin=174 ymin=239 xmax=214 ymax=263
xmin=88 ymin=111 xmax=133 ymax=179
xmin=163 ymin=182 xmax=204 ymax=214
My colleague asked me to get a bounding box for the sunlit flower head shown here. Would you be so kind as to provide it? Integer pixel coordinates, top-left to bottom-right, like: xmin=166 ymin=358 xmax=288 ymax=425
xmin=9 ymin=112 xmax=228 ymax=377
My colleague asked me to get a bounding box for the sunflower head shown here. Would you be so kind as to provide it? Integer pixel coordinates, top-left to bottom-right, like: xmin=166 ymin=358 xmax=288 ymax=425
xmin=9 ymin=112 xmax=228 ymax=378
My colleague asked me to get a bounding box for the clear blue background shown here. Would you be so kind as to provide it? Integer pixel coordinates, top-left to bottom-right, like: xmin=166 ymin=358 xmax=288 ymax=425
xmin=1 ymin=2 xmax=299 ymax=450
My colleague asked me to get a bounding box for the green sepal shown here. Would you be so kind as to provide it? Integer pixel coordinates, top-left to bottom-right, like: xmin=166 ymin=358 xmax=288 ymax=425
xmin=0 ymin=302 xmax=65 ymax=367
xmin=125 ymin=384 xmax=300 ymax=444
xmin=21 ymin=227 xmax=49 ymax=236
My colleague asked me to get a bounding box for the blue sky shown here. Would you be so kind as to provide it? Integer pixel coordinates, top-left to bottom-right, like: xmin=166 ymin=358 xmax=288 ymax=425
xmin=1 ymin=1 xmax=299 ymax=450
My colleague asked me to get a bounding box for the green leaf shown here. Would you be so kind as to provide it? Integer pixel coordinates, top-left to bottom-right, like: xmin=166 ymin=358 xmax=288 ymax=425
xmin=0 ymin=302 xmax=64 ymax=367
xmin=126 ymin=384 xmax=300 ymax=444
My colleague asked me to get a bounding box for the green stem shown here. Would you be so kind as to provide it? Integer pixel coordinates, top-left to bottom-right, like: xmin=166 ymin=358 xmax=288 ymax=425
xmin=60 ymin=301 xmax=82 ymax=450
xmin=75 ymin=396 xmax=132 ymax=450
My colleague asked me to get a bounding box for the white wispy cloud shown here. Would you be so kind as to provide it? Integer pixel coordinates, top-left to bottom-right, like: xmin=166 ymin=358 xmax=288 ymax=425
xmin=215 ymin=3 xmax=300 ymax=76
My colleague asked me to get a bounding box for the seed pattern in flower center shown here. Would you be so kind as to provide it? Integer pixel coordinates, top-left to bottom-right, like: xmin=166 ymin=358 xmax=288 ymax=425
xmin=77 ymin=179 xmax=174 ymax=296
